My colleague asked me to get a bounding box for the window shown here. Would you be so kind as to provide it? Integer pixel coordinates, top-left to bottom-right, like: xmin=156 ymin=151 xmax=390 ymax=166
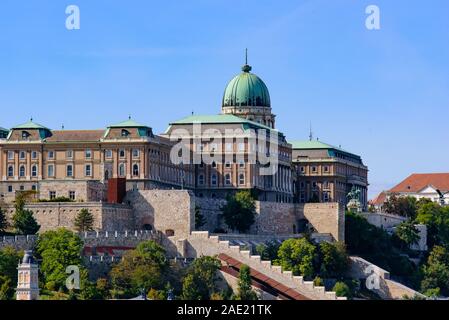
xmin=49 ymin=191 xmax=56 ymax=200
xmin=324 ymin=166 xmax=329 ymax=173
xmin=225 ymin=173 xmax=231 ymax=185
xmin=323 ymin=192 xmax=330 ymax=202
xmin=239 ymin=173 xmax=245 ymax=185
xmin=85 ymin=149 xmax=92 ymax=159
xmin=225 ymin=143 xmax=233 ymax=152
xmin=19 ymin=151 xmax=26 ymax=159
xmin=311 ymin=166 xmax=317 ymax=173
xmin=7 ymin=165 xmax=14 ymax=177
xmin=8 ymin=186 xmax=13 ymax=192
xmin=312 ymin=182 xmax=318 ymax=190
xmin=48 ymin=151 xmax=55 ymax=159
xmin=211 ymin=173 xmax=217 ymax=186
xmin=31 ymin=151 xmax=38 ymax=159
xmin=19 ymin=165 xmax=25 ymax=177
xmin=133 ymin=164 xmax=139 ymax=176
xmin=132 ymin=149 xmax=140 ymax=158
xmin=67 ymin=165 xmax=73 ymax=177
xmin=31 ymin=185 xmax=36 ymax=191
xmin=198 ymin=174 xmax=205 ymax=185
xmin=119 ymin=163 xmax=126 ymax=177
xmin=119 ymin=149 xmax=125 ymax=158
xmin=66 ymin=150 xmax=73 ymax=159
xmin=225 ymin=161 xmax=231 ymax=168
xmin=19 ymin=185 xmax=24 ymax=191
xmin=69 ymin=191 xmax=76 ymax=201
xmin=211 ymin=161 xmax=217 ymax=168
xmin=239 ymin=160 xmax=245 ymax=168
xmin=21 ymin=131 xmax=29 ymax=140
xmin=238 ymin=143 xmax=245 ymax=152
xmin=85 ymin=164 xmax=92 ymax=176
xmin=104 ymin=170 xmax=109 ymax=180
xmin=121 ymin=129 xmax=130 ymax=137
xmin=105 ymin=149 xmax=112 ymax=158
xmin=8 ymin=151 xmax=14 ymax=160
xmin=323 ymin=181 xmax=329 ymax=189
xmin=47 ymin=164 xmax=54 ymax=177
xmin=31 ymin=165 xmax=37 ymax=177
xmin=300 ymin=166 xmax=305 ymax=173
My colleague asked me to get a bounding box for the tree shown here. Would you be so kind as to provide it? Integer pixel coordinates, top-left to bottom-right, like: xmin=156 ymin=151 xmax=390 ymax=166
xmin=318 ymin=242 xmax=349 ymax=279
xmin=416 ymin=203 xmax=449 ymax=248
xmin=332 ymin=281 xmax=352 ymax=298
xmin=0 ymin=247 xmax=22 ymax=300
xmin=221 ymin=191 xmax=256 ymax=233
xmin=255 ymin=240 xmax=280 ymax=261
xmin=110 ymin=240 xmax=168 ymax=298
xmin=36 ymin=228 xmax=83 ymax=291
xmin=276 ymin=238 xmax=317 ymax=279
xmin=394 ymin=221 xmax=420 ymax=250
xmin=12 ymin=192 xmax=40 ymax=235
xmin=181 ymin=256 xmax=221 ymax=300
xmin=195 ymin=205 xmax=205 ymax=229
xmin=421 ymin=246 xmax=449 ymax=296
xmin=235 ymin=264 xmax=257 ymax=300
xmin=0 ymin=207 xmax=8 ymax=234
xmin=74 ymin=208 xmax=94 ymax=232
xmin=383 ymin=194 xmax=417 ymax=218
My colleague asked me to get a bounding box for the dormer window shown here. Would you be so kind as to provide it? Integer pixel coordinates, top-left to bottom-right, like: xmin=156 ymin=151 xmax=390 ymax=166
xmin=121 ymin=129 xmax=130 ymax=137
xmin=21 ymin=131 xmax=30 ymax=140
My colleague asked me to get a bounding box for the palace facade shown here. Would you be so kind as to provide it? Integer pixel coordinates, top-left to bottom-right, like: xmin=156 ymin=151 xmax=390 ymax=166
xmin=0 ymin=60 xmax=368 ymax=208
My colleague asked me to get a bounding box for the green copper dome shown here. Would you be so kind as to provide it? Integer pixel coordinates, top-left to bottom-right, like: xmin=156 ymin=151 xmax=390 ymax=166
xmin=222 ymin=64 xmax=271 ymax=108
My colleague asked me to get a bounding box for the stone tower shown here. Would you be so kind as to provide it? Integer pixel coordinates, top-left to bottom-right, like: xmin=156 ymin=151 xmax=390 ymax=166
xmin=16 ymin=250 xmax=39 ymax=300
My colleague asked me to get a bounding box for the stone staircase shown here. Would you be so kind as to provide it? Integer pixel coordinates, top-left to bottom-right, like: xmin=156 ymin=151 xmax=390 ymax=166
xmin=188 ymin=231 xmax=346 ymax=300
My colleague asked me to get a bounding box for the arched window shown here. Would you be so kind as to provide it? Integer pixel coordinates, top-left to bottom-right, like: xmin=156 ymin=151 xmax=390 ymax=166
xmin=224 ymin=173 xmax=231 ymax=185
xmin=239 ymin=173 xmax=245 ymax=185
xmin=132 ymin=164 xmax=139 ymax=176
xmin=119 ymin=163 xmax=126 ymax=177
xmin=211 ymin=161 xmax=217 ymax=168
xmin=66 ymin=165 xmax=73 ymax=177
xmin=211 ymin=173 xmax=217 ymax=186
xmin=198 ymin=174 xmax=205 ymax=185
xmin=121 ymin=129 xmax=130 ymax=137
xmin=19 ymin=165 xmax=26 ymax=177
xmin=104 ymin=170 xmax=109 ymax=180
xmin=7 ymin=165 xmax=14 ymax=177
xmin=31 ymin=165 xmax=38 ymax=177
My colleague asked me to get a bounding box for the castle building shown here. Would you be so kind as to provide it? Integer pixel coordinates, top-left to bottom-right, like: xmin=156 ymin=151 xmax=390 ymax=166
xmin=16 ymin=250 xmax=39 ymax=300
xmin=0 ymin=58 xmax=367 ymax=208
xmin=291 ymin=140 xmax=368 ymax=210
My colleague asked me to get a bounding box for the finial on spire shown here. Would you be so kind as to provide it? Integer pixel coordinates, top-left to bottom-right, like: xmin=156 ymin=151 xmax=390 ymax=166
xmin=309 ymin=122 xmax=313 ymax=141
xmin=242 ymin=48 xmax=252 ymax=73
xmin=30 ymin=117 xmax=33 ymax=122
xmin=128 ymin=114 xmax=131 ymax=120
xmin=62 ymin=124 xmax=64 ymax=130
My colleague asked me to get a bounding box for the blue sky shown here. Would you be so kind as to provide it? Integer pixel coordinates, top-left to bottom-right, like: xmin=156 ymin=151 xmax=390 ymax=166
xmin=0 ymin=0 xmax=448 ymax=198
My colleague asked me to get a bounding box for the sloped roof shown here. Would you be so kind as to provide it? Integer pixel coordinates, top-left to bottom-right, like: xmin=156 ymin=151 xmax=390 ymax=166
xmin=170 ymin=114 xmax=275 ymax=131
xmin=390 ymin=173 xmax=449 ymax=193
xmin=370 ymin=191 xmax=388 ymax=206
xmin=108 ymin=119 xmax=148 ymax=128
xmin=13 ymin=120 xmax=49 ymax=130
xmin=290 ymin=140 xmax=351 ymax=153
xmin=45 ymin=130 xmax=104 ymax=142
xmin=0 ymin=127 xmax=8 ymax=132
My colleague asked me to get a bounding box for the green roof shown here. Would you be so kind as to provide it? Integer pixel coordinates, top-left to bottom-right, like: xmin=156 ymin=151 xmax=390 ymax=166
xmin=13 ymin=120 xmax=49 ymax=130
xmin=108 ymin=119 xmax=148 ymax=128
xmin=0 ymin=127 xmax=8 ymax=132
xmin=290 ymin=140 xmax=362 ymax=162
xmin=170 ymin=114 xmax=275 ymax=131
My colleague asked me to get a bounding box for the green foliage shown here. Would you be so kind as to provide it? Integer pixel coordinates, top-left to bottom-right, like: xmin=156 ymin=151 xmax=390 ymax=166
xmin=332 ymin=281 xmax=352 ymax=298
xmin=276 ymin=238 xmax=316 ymax=279
xmin=0 ymin=275 xmax=13 ymax=300
xmin=345 ymin=211 xmax=418 ymax=283
xmin=423 ymin=288 xmax=440 ymax=299
xmin=12 ymin=192 xmax=40 ymax=235
xmin=74 ymin=208 xmax=94 ymax=232
xmin=416 ymin=203 xmax=449 ymax=248
xmin=0 ymin=207 xmax=8 ymax=234
xmin=235 ymin=264 xmax=257 ymax=300
xmin=421 ymin=246 xmax=449 ymax=296
xmin=394 ymin=220 xmax=420 ymax=249
xmin=36 ymin=228 xmax=83 ymax=291
xmin=383 ymin=194 xmax=417 ymax=219
xmin=255 ymin=240 xmax=280 ymax=261
xmin=181 ymin=256 xmax=221 ymax=300
xmin=0 ymin=247 xmax=21 ymax=300
xmin=313 ymin=276 xmax=324 ymax=286
xmin=318 ymin=242 xmax=349 ymax=279
xmin=110 ymin=240 xmax=168 ymax=298
xmin=195 ymin=205 xmax=206 ymax=229
xmin=221 ymin=190 xmax=256 ymax=233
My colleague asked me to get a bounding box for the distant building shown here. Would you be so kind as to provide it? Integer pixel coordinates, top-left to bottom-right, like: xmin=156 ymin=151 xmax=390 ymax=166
xmin=371 ymin=173 xmax=449 ymax=210
xmin=16 ymin=250 xmax=39 ymax=300
xmin=291 ymin=140 xmax=368 ymax=210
